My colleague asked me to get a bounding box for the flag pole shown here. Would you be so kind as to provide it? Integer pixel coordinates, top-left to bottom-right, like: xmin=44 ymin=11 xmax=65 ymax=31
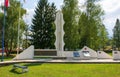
xmin=16 ymin=0 xmax=26 ymax=59
xmin=17 ymin=1 xmax=21 ymax=59
xmin=1 ymin=0 xmax=6 ymax=62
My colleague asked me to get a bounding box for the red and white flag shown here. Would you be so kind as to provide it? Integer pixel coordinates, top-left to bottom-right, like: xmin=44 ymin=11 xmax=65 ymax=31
xmin=5 ymin=0 xmax=9 ymax=8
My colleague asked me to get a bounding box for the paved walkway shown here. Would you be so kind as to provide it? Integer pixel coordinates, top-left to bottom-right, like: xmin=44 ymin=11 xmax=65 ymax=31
xmin=0 ymin=59 xmax=120 ymax=65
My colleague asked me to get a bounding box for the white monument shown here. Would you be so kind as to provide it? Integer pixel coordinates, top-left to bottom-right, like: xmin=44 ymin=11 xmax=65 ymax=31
xmin=97 ymin=51 xmax=112 ymax=59
xmin=54 ymin=11 xmax=65 ymax=56
xmin=113 ymin=51 xmax=120 ymax=60
xmin=62 ymin=46 xmax=98 ymax=59
xmin=13 ymin=45 xmax=34 ymax=60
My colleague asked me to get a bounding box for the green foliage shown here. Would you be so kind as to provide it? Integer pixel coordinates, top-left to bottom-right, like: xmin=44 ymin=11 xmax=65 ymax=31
xmin=0 ymin=0 xmax=26 ymax=55
xmin=31 ymin=0 xmax=56 ymax=49
xmin=98 ymin=25 xmax=108 ymax=50
xmin=113 ymin=19 xmax=120 ymax=50
xmin=0 ymin=13 xmax=4 ymax=47
xmin=62 ymin=0 xmax=80 ymax=50
xmin=61 ymin=0 xmax=108 ymax=50
xmin=0 ymin=63 xmax=120 ymax=77
xmin=78 ymin=0 xmax=108 ymax=50
xmin=23 ymin=24 xmax=31 ymax=49
xmin=78 ymin=13 xmax=89 ymax=48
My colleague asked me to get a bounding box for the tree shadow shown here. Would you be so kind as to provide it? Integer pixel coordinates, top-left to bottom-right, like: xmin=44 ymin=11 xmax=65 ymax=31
xmin=23 ymin=63 xmax=43 ymax=67
xmin=9 ymin=69 xmax=27 ymax=74
xmin=9 ymin=63 xmax=42 ymax=74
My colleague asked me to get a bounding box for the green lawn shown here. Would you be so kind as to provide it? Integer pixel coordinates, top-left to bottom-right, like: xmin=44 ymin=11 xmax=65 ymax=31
xmin=0 ymin=55 xmax=15 ymax=61
xmin=0 ymin=63 xmax=120 ymax=77
xmin=0 ymin=55 xmax=119 ymax=77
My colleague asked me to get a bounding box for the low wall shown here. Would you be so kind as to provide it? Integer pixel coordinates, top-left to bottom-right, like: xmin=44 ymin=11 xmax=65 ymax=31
xmin=62 ymin=51 xmax=97 ymax=59
xmin=97 ymin=51 xmax=112 ymax=59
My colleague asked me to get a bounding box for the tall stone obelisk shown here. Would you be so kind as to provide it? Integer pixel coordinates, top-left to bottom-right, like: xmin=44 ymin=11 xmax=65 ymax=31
xmin=54 ymin=11 xmax=65 ymax=57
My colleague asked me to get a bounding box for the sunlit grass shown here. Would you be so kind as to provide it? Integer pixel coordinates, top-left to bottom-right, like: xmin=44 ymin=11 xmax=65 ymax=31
xmin=0 ymin=63 xmax=120 ymax=77
xmin=0 ymin=55 xmax=15 ymax=61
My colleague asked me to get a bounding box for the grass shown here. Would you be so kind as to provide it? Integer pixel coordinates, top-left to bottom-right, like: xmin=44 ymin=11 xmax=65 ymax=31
xmin=0 ymin=63 xmax=120 ymax=77
xmin=0 ymin=54 xmax=119 ymax=77
xmin=108 ymin=52 xmax=112 ymax=56
xmin=0 ymin=55 xmax=15 ymax=61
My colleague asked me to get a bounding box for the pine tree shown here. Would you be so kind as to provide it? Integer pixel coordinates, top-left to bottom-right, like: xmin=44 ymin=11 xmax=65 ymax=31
xmin=31 ymin=0 xmax=56 ymax=49
xmin=113 ymin=19 xmax=120 ymax=50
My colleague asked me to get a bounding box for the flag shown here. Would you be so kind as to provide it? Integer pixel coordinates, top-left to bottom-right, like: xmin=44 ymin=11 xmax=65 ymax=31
xmin=5 ymin=0 xmax=9 ymax=8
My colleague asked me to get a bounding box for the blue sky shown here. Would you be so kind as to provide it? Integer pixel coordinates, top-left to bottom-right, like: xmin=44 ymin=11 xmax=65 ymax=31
xmin=23 ymin=0 xmax=63 ymax=10
xmin=22 ymin=0 xmax=63 ymax=26
xmin=0 ymin=0 xmax=120 ymax=37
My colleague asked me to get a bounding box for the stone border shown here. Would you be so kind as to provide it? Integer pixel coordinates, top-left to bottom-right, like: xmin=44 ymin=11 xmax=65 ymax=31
xmin=1 ymin=59 xmax=120 ymax=66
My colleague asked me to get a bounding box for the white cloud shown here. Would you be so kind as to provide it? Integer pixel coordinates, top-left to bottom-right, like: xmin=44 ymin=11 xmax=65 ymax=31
xmin=103 ymin=17 xmax=115 ymax=35
xmin=0 ymin=0 xmax=4 ymax=5
xmin=0 ymin=0 xmax=4 ymax=13
xmin=78 ymin=0 xmax=120 ymax=37
xmin=103 ymin=14 xmax=120 ymax=37
xmin=24 ymin=0 xmax=120 ymax=37
xmin=23 ymin=1 xmax=37 ymax=25
xmin=23 ymin=8 xmax=35 ymax=25
xmin=100 ymin=0 xmax=120 ymax=13
xmin=99 ymin=0 xmax=120 ymax=37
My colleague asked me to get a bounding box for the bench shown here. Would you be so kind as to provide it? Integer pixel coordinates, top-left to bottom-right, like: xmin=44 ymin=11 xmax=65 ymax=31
xmin=12 ymin=64 xmax=28 ymax=73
